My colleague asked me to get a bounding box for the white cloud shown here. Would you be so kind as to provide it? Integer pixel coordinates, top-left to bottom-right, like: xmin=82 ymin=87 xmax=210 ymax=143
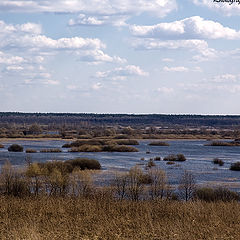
xmin=157 ymin=87 xmax=174 ymax=94
xmin=77 ymin=50 xmax=127 ymax=65
xmin=92 ymin=82 xmax=103 ymax=90
xmin=131 ymin=38 xmax=218 ymax=62
xmin=163 ymin=66 xmax=189 ymax=72
xmin=162 ymin=58 xmax=174 ymax=62
xmin=0 ymin=0 xmax=177 ymax=18
xmin=69 ymin=14 xmax=129 ymax=27
xmin=43 ymin=80 xmax=60 ymax=85
xmin=0 ymin=19 xmax=126 ymax=79
xmin=130 ymin=16 xmax=240 ymax=40
xmin=96 ymin=65 xmax=148 ymax=80
xmin=5 ymin=65 xmax=24 ymax=71
xmin=0 ymin=51 xmax=25 ymax=64
xmin=131 ymin=39 xmax=208 ymax=50
xmin=181 ymin=73 xmax=240 ymax=94
xmin=0 ymin=20 xmax=42 ymax=35
xmin=192 ymin=0 xmax=240 ymax=16
xmin=209 ymin=74 xmax=239 ymax=83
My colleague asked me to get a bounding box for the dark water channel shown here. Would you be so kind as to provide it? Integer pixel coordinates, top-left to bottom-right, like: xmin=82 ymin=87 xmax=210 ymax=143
xmin=0 ymin=139 xmax=240 ymax=190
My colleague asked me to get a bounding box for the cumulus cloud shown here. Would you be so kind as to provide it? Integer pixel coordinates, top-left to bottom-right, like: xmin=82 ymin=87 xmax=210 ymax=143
xmin=95 ymin=65 xmax=148 ymax=80
xmin=77 ymin=50 xmax=127 ymax=65
xmin=68 ymin=14 xmax=129 ymax=27
xmin=130 ymin=16 xmax=240 ymax=40
xmin=192 ymin=0 xmax=240 ymax=16
xmin=0 ymin=51 xmax=25 ymax=65
xmin=0 ymin=0 xmax=177 ymax=17
xmin=0 ymin=20 xmax=125 ymax=66
xmin=181 ymin=73 xmax=240 ymax=94
xmin=163 ymin=66 xmax=189 ymax=72
xmin=92 ymin=82 xmax=103 ymax=90
xmin=208 ymin=74 xmax=240 ymax=83
xmin=157 ymin=87 xmax=174 ymax=94
xmin=162 ymin=58 xmax=174 ymax=62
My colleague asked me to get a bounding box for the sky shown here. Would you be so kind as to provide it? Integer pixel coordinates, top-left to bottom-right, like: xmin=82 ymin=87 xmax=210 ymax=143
xmin=1 ymin=0 xmax=240 ymax=114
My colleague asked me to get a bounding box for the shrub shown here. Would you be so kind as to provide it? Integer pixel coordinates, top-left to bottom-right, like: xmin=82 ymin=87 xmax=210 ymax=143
xmin=212 ymin=158 xmax=224 ymax=166
xmin=163 ymin=154 xmax=177 ymax=161
xmin=206 ymin=141 xmax=240 ymax=146
xmin=8 ymin=144 xmax=23 ymax=152
xmin=115 ymin=139 xmax=139 ymax=145
xmin=163 ymin=154 xmax=186 ymax=162
xmin=102 ymin=145 xmax=138 ymax=152
xmin=177 ymin=154 xmax=186 ymax=162
xmin=230 ymin=162 xmax=240 ymax=171
xmin=0 ymin=144 xmax=4 ymax=148
xmin=154 ymin=156 xmax=161 ymax=161
xmin=40 ymin=148 xmax=62 ymax=153
xmin=149 ymin=141 xmax=169 ymax=146
xmin=194 ymin=187 xmax=240 ymax=202
xmin=26 ymin=149 xmax=37 ymax=153
xmin=113 ymin=134 xmax=129 ymax=139
xmin=37 ymin=161 xmax=72 ymax=175
xmin=166 ymin=161 xmax=175 ymax=165
xmin=66 ymin=158 xmax=101 ymax=170
xmin=62 ymin=143 xmax=72 ymax=148
xmin=69 ymin=139 xmax=106 ymax=148
xmin=146 ymin=159 xmax=156 ymax=168
xmin=69 ymin=145 xmax=102 ymax=152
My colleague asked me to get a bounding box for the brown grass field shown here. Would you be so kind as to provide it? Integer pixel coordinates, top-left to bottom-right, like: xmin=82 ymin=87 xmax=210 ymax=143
xmin=0 ymin=196 xmax=239 ymax=240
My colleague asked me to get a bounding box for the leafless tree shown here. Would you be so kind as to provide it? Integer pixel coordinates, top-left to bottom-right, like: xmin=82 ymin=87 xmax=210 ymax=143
xmin=178 ymin=170 xmax=196 ymax=201
xmin=148 ymin=167 xmax=169 ymax=200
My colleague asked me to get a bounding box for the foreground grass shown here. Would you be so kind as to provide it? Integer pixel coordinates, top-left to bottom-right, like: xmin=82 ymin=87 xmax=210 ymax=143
xmin=0 ymin=196 xmax=240 ymax=240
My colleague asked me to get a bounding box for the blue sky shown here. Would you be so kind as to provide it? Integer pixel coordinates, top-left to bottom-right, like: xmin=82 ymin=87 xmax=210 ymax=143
xmin=1 ymin=0 xmax=240 ymax=114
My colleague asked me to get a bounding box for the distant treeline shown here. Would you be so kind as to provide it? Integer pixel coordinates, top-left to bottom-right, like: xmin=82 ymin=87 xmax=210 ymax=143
xmin=1 ymin=112 xmax=240 ymax=128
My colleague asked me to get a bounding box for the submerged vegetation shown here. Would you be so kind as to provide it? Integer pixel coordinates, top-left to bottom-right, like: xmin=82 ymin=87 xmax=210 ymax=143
xmin=0 ymin=144 xmax=4 ymax=148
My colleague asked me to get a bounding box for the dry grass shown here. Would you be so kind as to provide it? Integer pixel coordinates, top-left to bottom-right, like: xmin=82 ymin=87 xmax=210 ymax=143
xmin=0 ymin=196 xmax=239 ymax=240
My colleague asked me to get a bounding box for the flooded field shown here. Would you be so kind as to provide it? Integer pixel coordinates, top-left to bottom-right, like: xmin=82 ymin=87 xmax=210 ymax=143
xmin=0 ymin=139 xmax=240 ymax=190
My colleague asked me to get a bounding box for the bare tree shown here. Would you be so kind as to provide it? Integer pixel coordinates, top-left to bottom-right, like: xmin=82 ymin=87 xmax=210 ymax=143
xmin=70 ymin=170 xmax=93 ymax=197
xmin=148 ymin=167 xmax=169 ymax=200
xmin=178 ymin=170 xmax=196 ymax=201
xmin=127 ymin=166 xmax=144 ymax=201
xmin=112 ymin=172 xmax=128 ymax=200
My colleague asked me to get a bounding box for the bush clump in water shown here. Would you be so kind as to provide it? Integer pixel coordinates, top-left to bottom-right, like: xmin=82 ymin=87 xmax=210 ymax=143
xmin=230 ymin=162 xmax=240 ymax=171
xmin=40 ymin=148 xmax=62 ymax=153
xmin=115 ymin=139 xmax=139 ymax=145
xmin=212 ymin=158 xmax=224 ymax=166
xmin=163 ymin=154 xmax=186 ymax=162
xmin=69 ymin=145 xmax=102 ymax=152
xmin=149 ymin=141 xmax=169 ymax=146
xmin=8 ymin=144 xmax=23 ymax=152
xmin=26 ymin=149 xmax=37 ymax=153
xmin=66 ymin=158 xmax=101 ymax=170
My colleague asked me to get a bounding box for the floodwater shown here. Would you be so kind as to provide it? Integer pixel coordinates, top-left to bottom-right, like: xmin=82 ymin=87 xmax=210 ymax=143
xmin=0 ymin=139 xmax=240 ymax=190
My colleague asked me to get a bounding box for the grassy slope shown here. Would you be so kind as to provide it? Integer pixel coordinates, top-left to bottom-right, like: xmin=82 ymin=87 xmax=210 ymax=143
xmin=0 ymin=196 xmax=239 ymax=240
